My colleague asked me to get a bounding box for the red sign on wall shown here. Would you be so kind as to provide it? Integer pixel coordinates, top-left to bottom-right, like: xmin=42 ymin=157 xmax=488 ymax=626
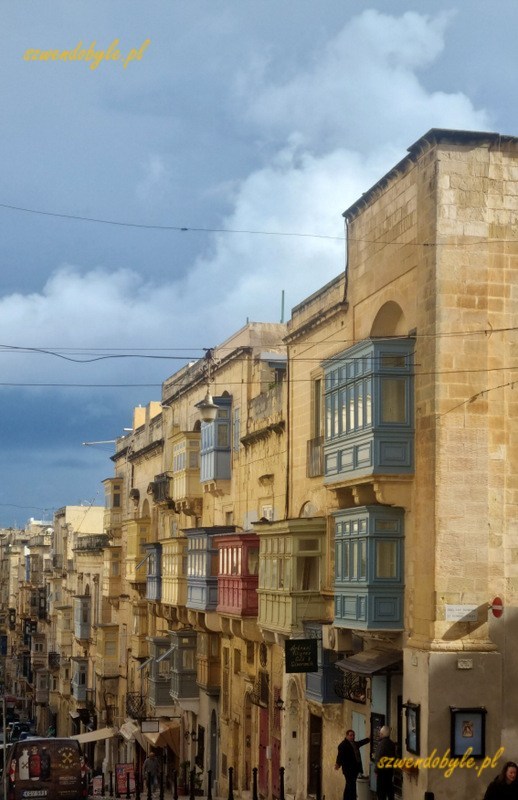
xmin=491 ymin=597 xmax=504 ymax=618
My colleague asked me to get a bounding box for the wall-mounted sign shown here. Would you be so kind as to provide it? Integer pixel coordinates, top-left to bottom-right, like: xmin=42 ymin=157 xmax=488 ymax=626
xmin=490 ymin=597 xmax=504 ymax=618
xmin=285 ymin=638 xmax=318 ymax=673
xmin=445 ymin=605 xmax=478 ymax=622
xmin=141 ymin=719 xmax=160 ymax=733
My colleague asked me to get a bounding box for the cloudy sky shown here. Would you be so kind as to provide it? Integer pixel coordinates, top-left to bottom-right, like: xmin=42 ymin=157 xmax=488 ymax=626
xmin=0 ymin=1 xmax=517 ymax=527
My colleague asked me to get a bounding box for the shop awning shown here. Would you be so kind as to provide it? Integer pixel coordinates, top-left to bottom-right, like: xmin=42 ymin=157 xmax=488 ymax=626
xmin=70 ymin=726 xmax=118 ymax=743
xmin=119 ymin=720 xmax=148 ymax=750
xmin=143 ymin=720 xmax=180 ymax=751
xmin=335 ymin=649 xmax=402 ymax=675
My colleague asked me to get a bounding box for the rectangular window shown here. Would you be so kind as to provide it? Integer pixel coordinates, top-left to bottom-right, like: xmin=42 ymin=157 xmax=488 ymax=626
xmin=297 ymin=556 xmax=318 ymax=591
xmin=381 ymin=378 xmax=406 ymax=423
xmin=381 ymin=354 xmax=406 ymax=369
xmin=183 ymin=649 xmax=195 ymax=670
xmin=218 ymin=422 xmax=230 ymax=448
xmin=357 ymin=383 xmax=363 ymax=428
xmin=247 ymin=547 xmax=259 ymax=576
xmin=365 ymin=378 xmax=372 ymax=425
xmin=376 ymin=541 xmax=397 ymax=579
xmin=359 ymin=540 xmax=366 ymax=579
xmin=189 ymin=443 xmax=199 ymax=468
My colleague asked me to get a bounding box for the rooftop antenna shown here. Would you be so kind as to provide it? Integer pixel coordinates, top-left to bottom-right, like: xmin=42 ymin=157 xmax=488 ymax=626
xmin=280 ymin=289 xmax=285 ymax=323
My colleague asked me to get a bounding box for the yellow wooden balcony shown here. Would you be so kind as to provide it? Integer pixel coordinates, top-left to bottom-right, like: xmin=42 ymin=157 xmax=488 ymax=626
xmin=161 ymin=538 xmax=188 ymax=608
xmin=171 ymin=431 xmax=202 ymax=515
xmin=255 ymin=517 xmax=328 ymax=637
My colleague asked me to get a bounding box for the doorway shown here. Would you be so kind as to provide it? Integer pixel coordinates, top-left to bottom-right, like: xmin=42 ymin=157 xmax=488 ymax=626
xmin=307 ymin=714 xmax=322 ymax=796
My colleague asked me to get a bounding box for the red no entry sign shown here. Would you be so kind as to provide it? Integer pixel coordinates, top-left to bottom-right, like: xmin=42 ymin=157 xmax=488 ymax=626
xmin=491 ymin=597 xmax=504 ymax=618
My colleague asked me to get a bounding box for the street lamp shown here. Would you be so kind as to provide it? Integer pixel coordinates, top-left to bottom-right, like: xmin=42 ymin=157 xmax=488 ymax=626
xmin=194 ymin=349 xmax=219 ymax=423
xmin=195 ymin=390 xmax=219 ymax=423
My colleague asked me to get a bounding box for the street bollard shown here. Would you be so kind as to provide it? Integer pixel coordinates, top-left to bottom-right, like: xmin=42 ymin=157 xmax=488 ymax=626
xmin=252 ymin=767 xmax=258 ymax=800
xmin=228 ymin=766 xmax=234 ymax=800
xmin=102 ymin=773 xmax=106 ymax=797
xmin=159 ymin=769 xmax=164 ymax=800
xmin=189 ymin=769 xmax=195 ymax=800
xmin=147 ymin=773 xmax=152 ymax=800
xmin=207 ymin=769 xmax=212 ymax=800
xmin=172 ymin=769 xmax=178 ymax=800
xmin=126 ymin=771 xmax=131 ymax=800
xmin=279 ymin=766 xmax=285 ymax=800
xmin=109 ymin=771 xmax=114 ymax=798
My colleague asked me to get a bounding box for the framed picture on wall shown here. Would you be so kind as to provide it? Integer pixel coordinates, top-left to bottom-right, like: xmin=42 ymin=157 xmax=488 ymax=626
xmin=404 ymin=703 xmax=420 ymax=755
xmin=450 ymin=707 xmax=486 ymax=758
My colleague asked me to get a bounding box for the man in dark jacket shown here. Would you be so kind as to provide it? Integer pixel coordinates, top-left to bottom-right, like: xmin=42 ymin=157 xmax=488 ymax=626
xmin=335 ymin=729 xmax=370 ymax=800
xmin=374 ymin=726 xmax=397 ymax=800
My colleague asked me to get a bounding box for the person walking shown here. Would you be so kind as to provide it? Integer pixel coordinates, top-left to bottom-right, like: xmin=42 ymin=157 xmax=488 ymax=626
xmin=483 ymin=762 xmax=518 ymax=800
xmin=334 ymin=729 xmax=370 ymax=800
xmin=373 ymin=726 xmax=396 ymax=800
xmin=143 ymin=751 xmax=160 ymax=792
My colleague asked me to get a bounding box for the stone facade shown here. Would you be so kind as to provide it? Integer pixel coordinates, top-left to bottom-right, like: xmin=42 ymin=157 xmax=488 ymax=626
xmin=3 ymin=129 xmax=518 ymax=800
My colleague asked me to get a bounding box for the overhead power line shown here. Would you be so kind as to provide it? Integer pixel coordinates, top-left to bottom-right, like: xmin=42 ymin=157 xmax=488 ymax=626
xmin=0 ymin=202 xmax=344 ymax=241
xmin=1 ymin=201 xmax=517 ymax=248
xmin=1 ymin=324 xmax=518 ymax=364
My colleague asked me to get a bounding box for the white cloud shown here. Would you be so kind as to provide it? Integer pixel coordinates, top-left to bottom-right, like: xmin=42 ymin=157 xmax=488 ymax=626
xmin=0 ymin=9 xmax=492 ymax=394
xmin=240 ymin=9 xmax=490 ymax=152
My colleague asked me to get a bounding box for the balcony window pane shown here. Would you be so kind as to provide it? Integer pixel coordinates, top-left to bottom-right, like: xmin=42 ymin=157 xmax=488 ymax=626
xmin=217 ymin=423 xmax=229 ymax=448
xmin=272 ymin=558 xmax=278 ymax=589
xmin=326 ymin=397 xmax=332 ymax=439
xmin=247 ymin=548 xmax=259 ymax=576
xmin=339 ymin=389 xmax=347 ymax=434
xmin=381 ymin=354 xmax=406 ymax=369
xmin=348 ymin=387 xmax=354 ymax=431
xmin=351 ymin=542 xmax=357 ymax=579
xmin=297 ymin=556 xmax=318 ymax=591
xmin=381 ymin=378 xmax=406 ymax=423
xmin=158 ymin=659 xmax=170 ymax=677
xmin=278 ymin=558 xmax=284 ymax=589
xmin=357 ymin=383 xmax=363 ymax=428
xmin=376 ymin=541 xmax=397 ymax=578
xmin=365 ymin=378 xmax=372 ymax=425
xmin=359 ymin=540 xmax=366 ymax=579
xmin=184 ymin=649 xmax=195 ymax=669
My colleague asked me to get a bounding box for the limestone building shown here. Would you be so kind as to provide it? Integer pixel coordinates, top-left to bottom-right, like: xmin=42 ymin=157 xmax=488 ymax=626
xmin=3 ymin=128 xmax=518 ymax=800
xmin=284 ymin=128 xmax=518 ymax=800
